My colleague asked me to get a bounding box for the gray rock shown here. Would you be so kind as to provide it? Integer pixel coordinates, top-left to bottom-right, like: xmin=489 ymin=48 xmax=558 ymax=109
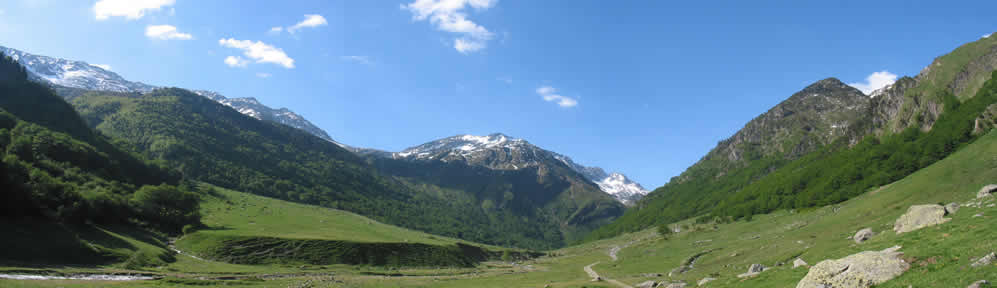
xmin=979 ymin=184 xmax=997 ymax=198
xmin=639 ymin=273 xmax=663 ymax=278
xmin=669 ymin=265 xmax=691 ymax=277
xmin=697 ymin=277 xmax=716 ymax=286
xmin=737 ymin=264 xmax=766 ymax=278
xmin=796 ymin=246 xmax=909 ymax=288
xmin=664 ymin=283 xmax=687 ymax=288
xmin=793 ymin=258 xmax=809 ymax=268
xmin=635 ymin=280 xmax=657 ymax=288
xmin=972 ymin=252 xmax=996 ymax=268
xmin=853 ymin=228 xmax=875 ymax=243
xmin=946 ymin=202 xmax=961 ymax=214
xmin=591 ymin=276 xmax=602 ymax=282
xmin=969 ymin=280 xmax=991 ymax=288
xmin=894 ymin=204 xmax=951 ymax=234
xmin=975 ymin=213 xmax=985 ymax=218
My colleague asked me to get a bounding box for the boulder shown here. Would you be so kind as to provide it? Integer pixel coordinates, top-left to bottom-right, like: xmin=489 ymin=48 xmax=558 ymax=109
xmin=972 ymin=252 xmax=996 ymax=268
xmin=853 ymin=228 xmax=875 ymax=243
xmin=635 ymin=280 xmax=657 ymax=288
xmin=664 ymin=283 xmax=687 ymax=288
xmin=979 ymin=184 xmax=997 ymax=198
xmin=969 ymin=280 xmax=991 ymax=288
xmin=697 ymin=277 xmax=716 ymax=286
xmin=640 ymin=273 xmax=664 ymax=278
xmin=894 ymin=204 xmax=951 ymax=234
xmin=946 ymin=202 xmax=961 ymax=214
xmin=795 ymin=246 xmax=909 ymax=288
xmin=591 ymin=276 xmax=602 ymax=282
xmin=737 ymin=264 xmax=766 ymax=278
xmin=793 ymin=258 xmax=809 ymax=268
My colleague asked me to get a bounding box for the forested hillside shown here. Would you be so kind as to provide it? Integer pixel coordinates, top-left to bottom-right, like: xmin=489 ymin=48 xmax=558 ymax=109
xmin=0 ymin=52 xmax=198 ymax=245
xmin=69 ymin=88 xmax=593 ymax=249
xmin=587 ymin=36 xmax=997 ymax=241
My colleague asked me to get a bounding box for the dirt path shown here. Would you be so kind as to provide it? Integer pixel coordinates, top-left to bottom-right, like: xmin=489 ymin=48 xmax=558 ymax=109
xmin=584 ymin=245 xmax=634 ymax=288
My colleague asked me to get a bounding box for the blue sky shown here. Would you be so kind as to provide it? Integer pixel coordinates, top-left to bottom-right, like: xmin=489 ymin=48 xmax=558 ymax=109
xmin=0 ymin=0 xmax=995 ymax=189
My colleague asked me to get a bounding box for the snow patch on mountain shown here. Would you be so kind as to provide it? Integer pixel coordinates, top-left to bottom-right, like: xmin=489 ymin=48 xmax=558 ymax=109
xmin=393 ymin=133 xmax=648 ymax=204
xmin=0 ymin=45 xmax=334 ymax=142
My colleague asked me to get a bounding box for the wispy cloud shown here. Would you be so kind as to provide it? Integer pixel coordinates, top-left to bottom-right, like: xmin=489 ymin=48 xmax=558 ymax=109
xmin=223 ymin=56 xmax=249 ymax=68
xmin=145 ymin=25 xmax=193 ymax=40
xmin=256 ymin=72 xmax=272 ymax=78
xmin=340 ymin=55 xmax=372 ymax=65
xmin=271 ymin=14 xmax=328 ymax=34
xmin=218 ymin=38 xmax=295 ymax=69
xmin=848 ymin=70 xmax=897 ymax=95
xmin=984 ymin=32 xmax=993 ymax=39
xmin=90 ymin=64 xmax=112 ymax=71
xmin=94 ymin=0 xmax=174 ymax=20
xmin=536 ymin=85 xmax=578 ymax=108
xmin=401 ymin=0 xmax=496 ymax=54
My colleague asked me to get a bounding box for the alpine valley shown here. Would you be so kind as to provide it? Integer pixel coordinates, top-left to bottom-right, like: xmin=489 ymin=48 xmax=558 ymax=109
xmin=2 ymin=6 xmax=997 ymax=288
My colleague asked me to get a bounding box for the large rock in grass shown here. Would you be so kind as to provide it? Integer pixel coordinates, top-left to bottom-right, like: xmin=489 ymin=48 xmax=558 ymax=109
xmin=635 ymin=280 xmax=657 ymax=288
xmin=793 ymin=258 xmax=809 ymax=268
xmin=972 ymin=252 xmax=996 ymax=268
xmin=968 ymin=280 xmax=990 ymax=288
xmin=853 ymin=228 xmax=875 ymax=243
xmin=698 ymin=277 xmax=716 ymax=286
xmin=738 ymin=264 xmax=766 ymax=278
xmin=980 ymin=184 xmax=997 ymax=198
xmin=893 ymin=204 xmax=950 ymax=234
xmin=796 ymin=246 xmax=909 ymax=288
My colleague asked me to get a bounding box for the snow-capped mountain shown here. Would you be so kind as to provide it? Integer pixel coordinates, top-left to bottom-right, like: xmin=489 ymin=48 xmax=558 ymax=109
xmin=192 ymin=90 xmax=333 ymax=141
xmin=391 ymin=133 xmax=648 ymax=204
xmin=552 ymin=153 xmax=648 ymax=205
xmin=1 ymin=45 xmax=333 ymax=142
xmin=1 ymin=46 xmax=156 ymax=93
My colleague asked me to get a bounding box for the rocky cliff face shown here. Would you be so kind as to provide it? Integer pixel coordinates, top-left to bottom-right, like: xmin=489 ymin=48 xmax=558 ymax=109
xmin=873 ymin=35 xmax=997 ymax=134
xmin=676 ymin=78 xmax=871 ymax=184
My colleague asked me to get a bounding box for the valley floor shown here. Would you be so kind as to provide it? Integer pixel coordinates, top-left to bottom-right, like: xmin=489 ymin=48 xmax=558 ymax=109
xmin=4 ymin=131 xmax=997 ymax=287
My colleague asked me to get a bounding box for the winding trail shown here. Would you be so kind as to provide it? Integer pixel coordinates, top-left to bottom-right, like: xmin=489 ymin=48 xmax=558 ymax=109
xmin=584 ymin=245 xmax=634 ymax=288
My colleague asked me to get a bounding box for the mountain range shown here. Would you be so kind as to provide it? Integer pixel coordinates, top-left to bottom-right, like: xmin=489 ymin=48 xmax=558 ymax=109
xmin=0 ymin=45 xmax=648 ymax=205
xmin=0 ymin=45 xmax=333 ymax=142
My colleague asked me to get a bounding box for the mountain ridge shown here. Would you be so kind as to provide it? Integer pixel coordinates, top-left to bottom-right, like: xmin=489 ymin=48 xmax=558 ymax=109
xmin=382 ymin=133 xmax=648 ymax=204
xmin=0 ymin=45 xmax=333 ymax=142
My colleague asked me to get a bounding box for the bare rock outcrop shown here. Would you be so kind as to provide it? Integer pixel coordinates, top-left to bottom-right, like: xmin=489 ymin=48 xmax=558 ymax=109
xmin=796 ymin=246 xmax=909 ymax=288
xmin=894 ymin=204 xmax=951 ymax=234
xmin=980 ymin=184 xmax=997 ymax=199
xmin=737 ymin=264 xmax=766 ymax=278
xmin=853 ymin=228 xmax=875 ymax=243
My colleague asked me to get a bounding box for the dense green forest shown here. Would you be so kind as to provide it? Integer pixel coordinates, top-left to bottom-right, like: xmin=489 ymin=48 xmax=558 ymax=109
xmin=0 ymin=53 xmax=199 ymax=233
xmin=70 ymin=88 xmax=582 ymax=249
xmin=586 ymin=71 xmax=997 ymax=241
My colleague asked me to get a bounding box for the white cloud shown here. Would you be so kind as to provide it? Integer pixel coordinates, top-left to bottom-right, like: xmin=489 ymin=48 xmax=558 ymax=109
xmin=94 ymin=0 xmax=174 ymax=20
xmin=224 ymin=56 xmax=249 ymax=68
xmin=90 ymin=64 xmax=112 ymax=71
xmin=340 ymin=55 xmax=372 ymax=65
xmin=402 ymin=0 xmax=496 ymax=54
xmin=536 ymin=85 xmax=578 ymax=108
xmin=145 ymin=25 xmax=193 ymax=40
xmin=256 ymin=72 xmax=272 ymax=78
xmin=269 ymin=26 xmax=284 ymax=35
xmin=219 ymin=38 xmax=295 ymax=69
xmin=984 ymin=32 xmax=993 ymax=39
xmin=848 ymin=70 xmax=898 ymax=95
xmin=287 ymin=14 xmax=328 ymax=33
